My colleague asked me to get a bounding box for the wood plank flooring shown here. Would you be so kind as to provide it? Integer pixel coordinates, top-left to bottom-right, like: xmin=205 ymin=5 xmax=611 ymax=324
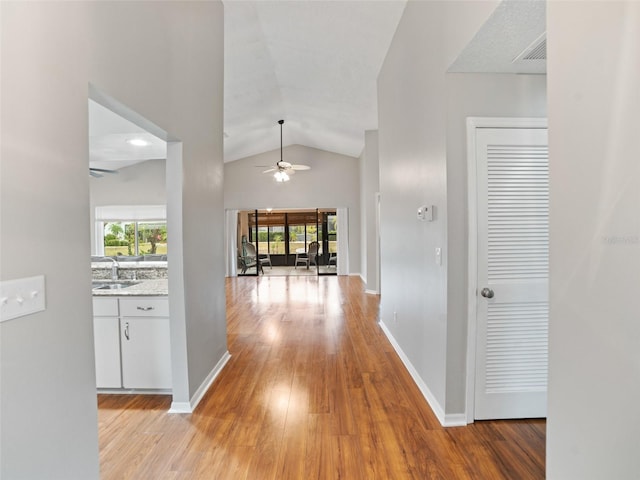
xmin=98 ymin=275 xmax=545 ymax=479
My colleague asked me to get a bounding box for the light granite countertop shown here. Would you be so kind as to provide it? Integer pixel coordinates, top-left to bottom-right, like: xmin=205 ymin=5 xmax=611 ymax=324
xmin=92 ymin=279 xmax=168 ymax=296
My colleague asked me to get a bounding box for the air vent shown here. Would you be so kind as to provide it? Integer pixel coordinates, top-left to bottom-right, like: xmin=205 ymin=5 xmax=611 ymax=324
xmin=513 ymin=33 xmax=546 ymax=63
xmin=523 ymin=38 xmax=546 ymax=60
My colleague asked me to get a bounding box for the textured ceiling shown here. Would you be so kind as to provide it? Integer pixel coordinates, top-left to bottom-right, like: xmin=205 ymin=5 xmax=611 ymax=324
xmin=223 ymin=0 xmax=407 ymax=162
xmin=448 ymin=0 xmax=546 ymax=74
xmin=89 ymin=100 xmax=166 ymax=171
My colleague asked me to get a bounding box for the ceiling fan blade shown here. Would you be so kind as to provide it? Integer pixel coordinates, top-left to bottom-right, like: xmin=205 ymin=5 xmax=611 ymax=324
xmin=89 ymin=167 xmax=118 ymax=178
xmin=262 ymin=168 xmax=277 ymax=174
xmin=290 ymin=164 xmax=310 ymax=171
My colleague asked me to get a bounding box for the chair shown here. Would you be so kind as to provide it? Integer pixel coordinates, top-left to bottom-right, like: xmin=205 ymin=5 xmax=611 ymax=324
xmin=240 ymin=243 xmax=262 ymax=274
xmin=259 ymin=251 xmax=272 ymax=269
xmin=306 ymin=241 xmax=319 ymax=269
xmin=294 ymin=249 xmax=308 ymax=268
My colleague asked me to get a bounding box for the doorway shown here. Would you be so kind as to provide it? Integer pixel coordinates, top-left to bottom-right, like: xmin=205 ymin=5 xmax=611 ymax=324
xmin=88 ymin=87 xmax=188 ymax=408
xmin=234 ymin=209 xmax=342 ymax=277
xmin=466 ymin=117 xmax=549 ymax=421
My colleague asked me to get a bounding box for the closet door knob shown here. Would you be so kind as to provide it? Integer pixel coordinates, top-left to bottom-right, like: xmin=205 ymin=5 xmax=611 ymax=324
xmin=480 ymin=288 xmax=494 ymax=299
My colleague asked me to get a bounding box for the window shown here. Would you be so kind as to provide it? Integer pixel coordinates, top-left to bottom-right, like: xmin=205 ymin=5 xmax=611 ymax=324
xmin=95 ymin=205 xmax=167 ymax=258
xmin=137 ymin=221 xmax=167 ymax=255
xmin=327 ymin=213 xmax=337 ymax=254
xmin=257 ymin=225 xmax=285 ymax=255
xmin=103 ymin=221 xmax=167 ymax=257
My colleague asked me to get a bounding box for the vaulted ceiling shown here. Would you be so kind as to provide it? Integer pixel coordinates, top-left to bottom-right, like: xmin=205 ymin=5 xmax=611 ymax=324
xmin=222 ymin=0 xmax=407 ymax=162
xmin=89 ymin=1 xmax=546 ymax=170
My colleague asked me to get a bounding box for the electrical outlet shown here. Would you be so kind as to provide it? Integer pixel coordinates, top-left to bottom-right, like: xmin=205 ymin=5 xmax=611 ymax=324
xmin=393 ymin=311 xmax=397 ymax=323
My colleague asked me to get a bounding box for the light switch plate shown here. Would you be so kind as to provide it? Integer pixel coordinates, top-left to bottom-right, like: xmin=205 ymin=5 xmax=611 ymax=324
xmin=0 ymin=275 xmax=46 ymax=323
xmin=417 ymin=205 xmax=434 ymax=221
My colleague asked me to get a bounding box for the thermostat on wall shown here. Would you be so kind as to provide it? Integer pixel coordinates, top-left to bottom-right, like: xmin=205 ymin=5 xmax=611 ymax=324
xmin=417 ymin=205 xmax=434 ymax=221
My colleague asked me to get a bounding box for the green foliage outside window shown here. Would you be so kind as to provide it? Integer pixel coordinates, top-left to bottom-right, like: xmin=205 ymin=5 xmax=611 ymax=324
xmin=103 ymin=221 xmax=167 ymax=256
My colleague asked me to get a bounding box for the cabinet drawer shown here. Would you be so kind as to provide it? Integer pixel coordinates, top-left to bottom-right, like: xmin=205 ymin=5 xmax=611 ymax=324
xmin=93 ymin=297 xmax=119 ymax=316
xmin=119 ymin=297 xmax=169 ymax=317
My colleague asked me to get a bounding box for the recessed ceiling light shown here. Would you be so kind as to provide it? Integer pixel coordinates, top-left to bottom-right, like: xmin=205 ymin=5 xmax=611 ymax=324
xmin=127 ymin=138 xmax=149 ymax=147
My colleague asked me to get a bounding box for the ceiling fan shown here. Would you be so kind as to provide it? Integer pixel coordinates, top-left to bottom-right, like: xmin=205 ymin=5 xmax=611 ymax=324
xmin=89 ymin=167 xmax=118 ymax=178
xmin=261 ymin=120 xmax=310 ymax=182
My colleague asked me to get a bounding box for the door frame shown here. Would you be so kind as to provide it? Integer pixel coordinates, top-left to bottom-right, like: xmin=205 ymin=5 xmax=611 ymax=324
xmin=465 ymin=117 xmax=548 ymax=424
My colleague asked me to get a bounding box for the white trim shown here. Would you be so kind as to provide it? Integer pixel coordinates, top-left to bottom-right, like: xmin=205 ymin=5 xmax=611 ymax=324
xmin=379 ymin=320 xmax=452 ymax=427
xmin=168 ymin=401 xmax=192 ymax=414
xmin=465 ymin=117 xmax=548 ymax=424
xmin=444 ymin=414 xmax=467 ymax=427
xmin=225 ymin=209 xmax=239 ymax=277
xmin=95 ymin=204 xmax=166 ymax=221
xmin=336 ymin=207 xmax=349 ymax=275
xmin=96 ymin=388 xmax=171 ymax=395
xmin=169 ymin=351 xmax=231 ymax=413
xmin=95 ymin=221 xmax=105 ymax=256
xmin=375 ymin=192 xmax=381 ymax=296
xmin=364 ymin=289 xmax=379 ymax=295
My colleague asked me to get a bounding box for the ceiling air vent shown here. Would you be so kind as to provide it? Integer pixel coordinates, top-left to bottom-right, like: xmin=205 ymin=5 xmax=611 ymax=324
xmin=513 ymin=32 xmax=546 ymax=63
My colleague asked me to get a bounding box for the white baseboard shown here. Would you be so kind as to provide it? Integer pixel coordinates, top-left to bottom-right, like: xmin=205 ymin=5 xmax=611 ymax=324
xmin=364 ymin=289 xmax=379 ymax=295
xmin=97 ymin=388 xmax=171 ymax=395
xmin=378 ymin=320 xmax=451 ymax=427
xmin=444 ymin=413 xmax=467 ymax=427
xmin=168 ymin=401 xmax=192 ymax=413
xmin=169 ymin=350 xmax=231 ymax=413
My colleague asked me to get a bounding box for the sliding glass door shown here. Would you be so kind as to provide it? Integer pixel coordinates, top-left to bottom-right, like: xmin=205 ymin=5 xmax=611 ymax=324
xmin=238 ymin=210 xmax=260 ymax=276
xmin=317 ymin=209 xmax=337 ymax=276
xmin=235 ymin=208 xmax=340 ymax=276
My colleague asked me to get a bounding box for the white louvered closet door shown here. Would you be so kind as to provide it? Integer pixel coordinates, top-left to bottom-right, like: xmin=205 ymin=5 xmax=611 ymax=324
xmin=474 ymin=127 xmax=548 ymax=420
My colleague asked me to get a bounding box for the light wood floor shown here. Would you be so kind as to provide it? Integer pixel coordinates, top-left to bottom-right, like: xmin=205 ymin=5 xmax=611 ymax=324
xmin=98 ymin=275 xmax=545 ymax=479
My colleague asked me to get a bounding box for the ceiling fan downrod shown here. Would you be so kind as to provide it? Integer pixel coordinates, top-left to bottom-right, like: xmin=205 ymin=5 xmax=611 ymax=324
xmin=278 ymin=119 xmax=284 ymax=166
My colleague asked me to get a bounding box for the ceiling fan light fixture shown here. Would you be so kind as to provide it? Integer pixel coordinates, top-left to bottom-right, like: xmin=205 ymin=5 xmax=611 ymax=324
xmin=126 ymin=138 xmax=149 ymax=147
xmin=274 ymin=170 xmax=290 ymax=182
xmin=259 ymin=119 xmax=310 ymax=180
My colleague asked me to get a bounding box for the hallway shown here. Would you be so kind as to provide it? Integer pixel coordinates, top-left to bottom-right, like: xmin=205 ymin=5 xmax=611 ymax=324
xmin=98 ymin=276 xmax=545 ymax=479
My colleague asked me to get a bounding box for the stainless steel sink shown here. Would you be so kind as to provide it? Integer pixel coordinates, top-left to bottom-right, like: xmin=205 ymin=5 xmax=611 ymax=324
xmin=92 ymin=281 xmax=140 ymax=290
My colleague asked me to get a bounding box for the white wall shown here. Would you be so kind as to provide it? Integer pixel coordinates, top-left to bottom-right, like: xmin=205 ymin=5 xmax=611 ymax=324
xmin=547 ymin=2 xmax=640 ymax=478
xmin=445 ymin=73 xmax=546 ymax=413
xmin=89 ymin=159 xmax=167 ymax=253
xmin=0 ymin=2 xmax=225 ymax=478
xmin=377 ymin=0 xmax=499 ymax=423
xmin=359 ymin=130 xmax=380 ymax=293
xmin=224 ymin=144 xmax=361 ymax=275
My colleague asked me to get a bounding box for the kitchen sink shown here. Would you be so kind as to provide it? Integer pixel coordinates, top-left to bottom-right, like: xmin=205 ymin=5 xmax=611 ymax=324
xmin=92 ymin=281 xmax=140 ymax=290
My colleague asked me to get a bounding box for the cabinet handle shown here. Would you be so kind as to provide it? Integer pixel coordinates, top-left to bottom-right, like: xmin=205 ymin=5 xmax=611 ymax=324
xmin=136 ymin=306 xmax=154 ymax=311
xmin=124 ymin=322 xmax=130 ymax=340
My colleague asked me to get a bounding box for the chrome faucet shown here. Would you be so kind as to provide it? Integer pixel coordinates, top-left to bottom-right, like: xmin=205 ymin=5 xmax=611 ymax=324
xmin=98 ymin=257 xmax=119 ymax=281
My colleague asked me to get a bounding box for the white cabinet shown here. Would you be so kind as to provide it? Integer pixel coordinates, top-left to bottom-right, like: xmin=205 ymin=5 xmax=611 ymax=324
xmin=93 ymin=317 xmax=122 ymax=388
xmin=92 ymin=296 xmax=171 ymax=391
xmin=93 ymin=298 xmax=121 ymax=389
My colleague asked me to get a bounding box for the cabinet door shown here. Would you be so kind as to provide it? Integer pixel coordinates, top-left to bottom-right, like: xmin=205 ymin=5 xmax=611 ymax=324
xmin=93 ymin=316 xmax=122 ymax=388
xmin=120 ymin=317 xmax=172 ymax=389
